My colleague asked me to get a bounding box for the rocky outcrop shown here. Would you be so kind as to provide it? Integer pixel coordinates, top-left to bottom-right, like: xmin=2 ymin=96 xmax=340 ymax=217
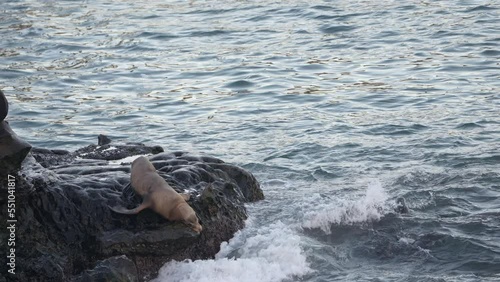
xmin=0 ymin=137 xmax=263 ymax=282
xmin=0 ymin=90 xmax=32 ymax=174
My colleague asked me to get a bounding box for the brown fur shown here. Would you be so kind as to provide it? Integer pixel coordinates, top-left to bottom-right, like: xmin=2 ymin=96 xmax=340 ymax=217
xmin=110 ymin=156 xmax=202 ymax=233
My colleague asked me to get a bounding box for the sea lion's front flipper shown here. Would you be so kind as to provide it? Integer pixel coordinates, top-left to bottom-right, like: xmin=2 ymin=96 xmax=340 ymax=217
xmin=180 ymin=193 xmax=190 ymax=201
xmin=109 ymin=201 xmax=149 ymax=215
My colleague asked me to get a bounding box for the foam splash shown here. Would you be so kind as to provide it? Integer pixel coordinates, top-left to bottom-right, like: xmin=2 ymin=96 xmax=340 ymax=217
xmin=152 ymin=221 xmax=311 ymax=282
xmin=107 ymin=154 xmax=148 ymax=165
xmin=302 ymin=180 xmax=389 ymax=234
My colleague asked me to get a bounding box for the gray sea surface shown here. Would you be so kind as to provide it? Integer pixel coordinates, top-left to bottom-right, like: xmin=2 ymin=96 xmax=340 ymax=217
xmin=1 ymin=0 xmax=500 ymax=281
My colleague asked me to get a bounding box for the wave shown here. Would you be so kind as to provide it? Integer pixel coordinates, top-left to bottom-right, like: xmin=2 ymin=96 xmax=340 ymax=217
xmin=152 ymin=220 xmax=311 ymax=282
xmin=301 ymin=180 xmax=389 ymax=234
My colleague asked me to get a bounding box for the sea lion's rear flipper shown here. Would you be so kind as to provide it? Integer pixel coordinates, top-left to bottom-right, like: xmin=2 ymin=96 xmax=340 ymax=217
xmin=180 ymin=193 xmax=190 ymax=201
xmin=109 ymin=201 xmax=149 ymax=215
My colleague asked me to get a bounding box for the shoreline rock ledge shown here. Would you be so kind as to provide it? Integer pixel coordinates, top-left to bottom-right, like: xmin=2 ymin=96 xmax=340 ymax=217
xmin=0 ymin=136 xmax=264 ymax=282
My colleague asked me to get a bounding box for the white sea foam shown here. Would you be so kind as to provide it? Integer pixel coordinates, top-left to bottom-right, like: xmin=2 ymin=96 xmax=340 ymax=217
xmin=107 ymin=154 xmax=148 ymax=165
xmin=398 ymin=237 xmax=415 ymax=244
xmin=101 ymin=146 xmax=117 ymax=152
xmin=151 ymin=221 xmax=311 ymax=282
xmin=301 ymin=180 xmax=389 ymax=234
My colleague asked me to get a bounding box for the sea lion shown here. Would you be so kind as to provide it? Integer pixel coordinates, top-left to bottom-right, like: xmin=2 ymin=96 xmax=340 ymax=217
xmin=110 ymin=156 xmax=202 ymax=233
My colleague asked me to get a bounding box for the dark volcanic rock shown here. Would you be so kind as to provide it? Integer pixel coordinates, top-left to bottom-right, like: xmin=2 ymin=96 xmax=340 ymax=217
xmin=0 ymin=121 xmax=32 ymax=173
xmin=98 ymin=134 xmax=112 ymax=146
xmin=0 ymin=136 xmax=263 ymax=282
xmin=74 ymin=142 xmax=164 ymax=161
xmin=395 ymin=197 xmax=409 ymax=214
xmin=72 ymin=255 xmax=138 ymax=282
xmin=0 ymin=90 xmax=32 ymax=174
xmin=0 ymin=89 xmax=7 ymax=122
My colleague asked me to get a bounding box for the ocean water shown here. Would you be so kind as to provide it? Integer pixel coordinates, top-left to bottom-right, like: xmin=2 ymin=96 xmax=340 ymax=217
xmin=2 ymin=0 xmax=500 ymax=281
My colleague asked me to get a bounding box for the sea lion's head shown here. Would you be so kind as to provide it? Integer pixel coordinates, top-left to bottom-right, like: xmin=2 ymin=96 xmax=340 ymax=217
xmin=174 ymin=202 xmax=203 ymax=233
xmin=185 ymin=213 xmax=202 ymax=233
xmin=131 ymin=156 xmax=156 ymax=173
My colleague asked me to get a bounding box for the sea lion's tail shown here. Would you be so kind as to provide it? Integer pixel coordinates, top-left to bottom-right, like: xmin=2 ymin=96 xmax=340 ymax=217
xmin=109 ymin=202 xmax=149 ymax=215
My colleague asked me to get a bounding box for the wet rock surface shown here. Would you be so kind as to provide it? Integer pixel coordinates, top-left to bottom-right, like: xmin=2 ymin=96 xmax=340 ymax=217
xmin=0 ymin=137 xmax=263 ymax=282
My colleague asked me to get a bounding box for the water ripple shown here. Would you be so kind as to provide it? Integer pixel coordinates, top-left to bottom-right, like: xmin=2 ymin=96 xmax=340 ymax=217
xmin=2 ymin=0 xmax=500 ymax=281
